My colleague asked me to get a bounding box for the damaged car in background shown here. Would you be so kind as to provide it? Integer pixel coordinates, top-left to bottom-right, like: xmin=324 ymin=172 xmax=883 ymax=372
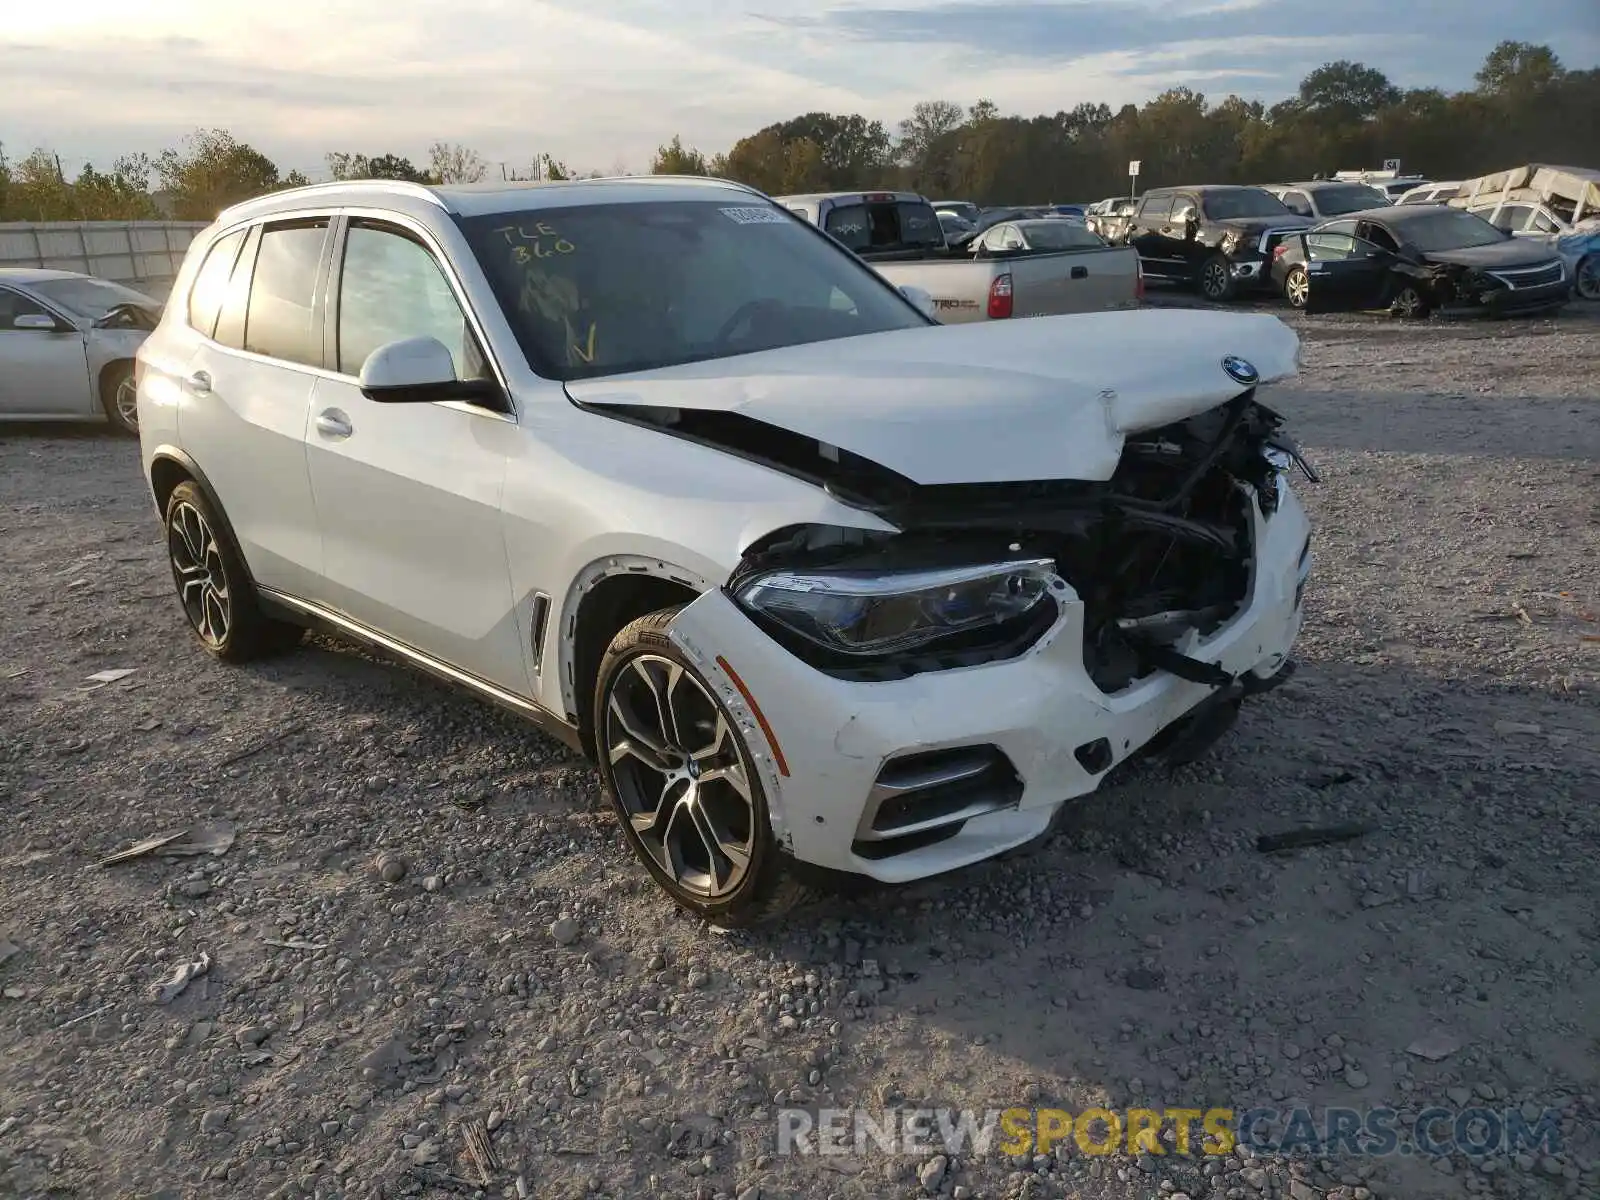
xmin=1449 ymin=164 xmax=1600 ymax=301
xmin=1271 ymin=205 xmax=1570 ymax=317
xmin=137 ymin=175 xmax=1315 ymax=926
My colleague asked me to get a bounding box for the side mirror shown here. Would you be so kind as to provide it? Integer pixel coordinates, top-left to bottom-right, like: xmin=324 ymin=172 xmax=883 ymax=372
xmin=1396 ymin=241 xmax=1424 ymax=262
xmin=358 ymin=336 xmax=499 ymax=405
xmin=899 ymin=285 xmax=936 ymax=319
xmin=13 ymin=313 xmax=61 ymax=331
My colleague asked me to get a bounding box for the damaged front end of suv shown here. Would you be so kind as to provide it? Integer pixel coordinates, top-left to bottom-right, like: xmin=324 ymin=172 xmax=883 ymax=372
xmin=729 ymin=389 xmax=1315 ymax=695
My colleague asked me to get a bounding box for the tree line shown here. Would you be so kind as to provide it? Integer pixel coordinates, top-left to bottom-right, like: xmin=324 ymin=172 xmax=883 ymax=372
xmin=1 ymin=41 xmax=1592 ymax=222
xmin=651 ymin=42 xmax=1596 ymax=202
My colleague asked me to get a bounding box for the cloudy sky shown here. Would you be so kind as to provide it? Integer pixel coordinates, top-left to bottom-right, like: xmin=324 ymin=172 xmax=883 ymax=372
xmin=4 ymin=0 xmax=1596 ymax=177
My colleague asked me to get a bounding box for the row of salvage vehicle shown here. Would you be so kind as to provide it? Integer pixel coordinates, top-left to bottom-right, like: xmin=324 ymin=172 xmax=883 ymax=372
xmin=1086 ymin=164 xmax=1599 ymax=317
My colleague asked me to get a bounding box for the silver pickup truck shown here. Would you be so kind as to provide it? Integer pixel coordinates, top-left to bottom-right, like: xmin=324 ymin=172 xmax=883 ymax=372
xmin=776 ymin=190 xmax=1142 ymax=323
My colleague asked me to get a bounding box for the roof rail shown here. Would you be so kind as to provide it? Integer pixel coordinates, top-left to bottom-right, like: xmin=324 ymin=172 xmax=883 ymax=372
xmin=216 ymin=178 xmax=447 ymax=222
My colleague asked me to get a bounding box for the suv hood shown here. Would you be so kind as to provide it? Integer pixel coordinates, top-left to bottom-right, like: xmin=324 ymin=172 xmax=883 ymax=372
xmin=565 ymin=309 xmax=1299 ymax=486
xmin=1423 ymin=240 xmax=1562 ymax=269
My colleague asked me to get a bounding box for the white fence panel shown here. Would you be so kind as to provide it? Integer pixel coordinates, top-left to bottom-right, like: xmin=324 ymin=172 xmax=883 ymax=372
xmin=0 ymin=221 xmax=209 ymax=298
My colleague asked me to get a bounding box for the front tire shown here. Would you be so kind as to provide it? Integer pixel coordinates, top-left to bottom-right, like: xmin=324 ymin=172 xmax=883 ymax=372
xmin=164 ymin=481 xmax=304 ymax=662
xmin=1197 ymin=254 xmax=1236 ymax=302
xmin=593 ymin=607 xmax=804 ymax=926
xmin=1391 ymin=284 xmax=1430 ymax=319
xmin=1575 ymin=254 xmax=1600 ymax=302
xmin=100 ymin=362 xmax=139 ymax=435
xmin=1284 ymin=266 xmax=1310 ymax=309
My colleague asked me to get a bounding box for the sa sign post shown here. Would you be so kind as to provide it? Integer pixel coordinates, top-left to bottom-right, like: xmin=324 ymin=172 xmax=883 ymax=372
xmin=1382 ymin=158 xmax=1401 ymax=174
xmin=1128 ymin=159 xmax=1141 ymax=200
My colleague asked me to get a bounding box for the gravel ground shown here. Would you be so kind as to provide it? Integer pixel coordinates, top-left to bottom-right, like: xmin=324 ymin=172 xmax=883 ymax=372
xmin=2 ymin=305 xmax=1597 ymax=1200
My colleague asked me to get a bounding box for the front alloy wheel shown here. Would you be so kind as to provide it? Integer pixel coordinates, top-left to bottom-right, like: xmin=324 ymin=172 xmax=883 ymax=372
xmin=594 ymin=607 xmax=803 ymax=924
xmin=1391 ymin=285 xmax=1429 ymax=319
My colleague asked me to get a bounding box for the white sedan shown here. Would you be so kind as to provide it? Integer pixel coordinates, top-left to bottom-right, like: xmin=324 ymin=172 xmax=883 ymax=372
xmin=0 ymin=268 xmax=161 ymax=434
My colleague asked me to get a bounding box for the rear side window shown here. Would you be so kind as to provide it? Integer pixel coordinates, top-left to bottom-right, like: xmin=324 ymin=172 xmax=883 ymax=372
xmin=187 ymin=230 xmax=246 ymax=336
xmin=213 ymin=226 xmax=261 ymax=350
xmin=823 ymin=201 xmax=942 ymax=253
xmin=1137 ymin=195 xmax=1173 ymax=221
xmin=243 ymin=220 xmax=330 ymax=367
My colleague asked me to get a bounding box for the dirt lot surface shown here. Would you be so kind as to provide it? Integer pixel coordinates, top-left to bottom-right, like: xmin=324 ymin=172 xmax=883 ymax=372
xmin=2 ymin=306 xmax=1597 ymax=1200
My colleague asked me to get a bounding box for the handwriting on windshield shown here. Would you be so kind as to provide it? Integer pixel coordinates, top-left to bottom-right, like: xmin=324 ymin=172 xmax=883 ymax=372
xmin=493 ymin=221 xmax=577 ymax=263
xmin=571 ymin=321 xmax=597 ymax=364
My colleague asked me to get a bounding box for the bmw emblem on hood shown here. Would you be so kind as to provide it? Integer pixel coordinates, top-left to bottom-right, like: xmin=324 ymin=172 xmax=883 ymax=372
xmin=1222 ymin=355 xmax=1259 ymax=385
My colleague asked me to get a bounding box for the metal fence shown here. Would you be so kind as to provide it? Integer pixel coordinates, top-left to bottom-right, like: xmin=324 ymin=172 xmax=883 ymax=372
xmin=0 ymin=221 xmax=209 ymax=300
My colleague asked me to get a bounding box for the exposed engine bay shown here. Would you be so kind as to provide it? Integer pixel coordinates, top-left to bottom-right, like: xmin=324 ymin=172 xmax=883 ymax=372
xmin=722 ymin=391 xmax=1316 ymax=690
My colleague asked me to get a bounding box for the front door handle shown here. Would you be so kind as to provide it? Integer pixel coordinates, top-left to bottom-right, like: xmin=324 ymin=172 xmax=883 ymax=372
xmin=315 ymin=409 xmax=353 ymax=439
xmin=1070 ymin=265 xmax=1089 ymax=279
xmin=185 ymin=370 xmax=211 ymax=395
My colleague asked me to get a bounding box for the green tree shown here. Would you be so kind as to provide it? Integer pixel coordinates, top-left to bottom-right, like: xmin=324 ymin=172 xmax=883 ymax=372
xmin=1296 ymin=61 xmax=1402 ymax=121
xmin=652 ymin=135 xmax=709 ymax=174
xmin=156 ymin=129 xmax=280 ymax=219
xmin=326 ymin=152 xmax=425 ymax=182
xmin=1475 ymin=41 xmax=1565 ymax=95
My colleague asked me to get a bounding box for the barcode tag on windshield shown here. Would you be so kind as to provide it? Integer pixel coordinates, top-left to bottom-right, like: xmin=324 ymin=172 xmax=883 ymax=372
xmin=720 ymin=206 xmax=789 ymax=224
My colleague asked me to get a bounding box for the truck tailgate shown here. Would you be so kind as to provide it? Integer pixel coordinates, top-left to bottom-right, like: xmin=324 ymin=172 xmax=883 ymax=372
xmin=1010 ymin=245 xmax=1140 ymax=316
xmin=870 ymin=246 xmax=1140 ymax=322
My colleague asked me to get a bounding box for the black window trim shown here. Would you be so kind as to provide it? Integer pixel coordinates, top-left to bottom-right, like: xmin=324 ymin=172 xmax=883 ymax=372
xmin=327 ymin=212 xmax=515 ymax=420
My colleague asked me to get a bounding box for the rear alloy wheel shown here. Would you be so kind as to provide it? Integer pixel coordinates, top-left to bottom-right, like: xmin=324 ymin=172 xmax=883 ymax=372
xmin=594 ymin=607 xmax=804 ymax=925
xmin=164 ymin=481 xmax=304 ymax=662
xmin=1575 ymin=254 xmax=1600 ymax=302
xmin=1391 ymin=285 xmax=1430 ymax=320
xmin=1284 ymin=266 xmax=1310 ymax=309
xmin=1197 ymin=254 xmax=1236 ymax=302
xmin=100 ymin=362 xmax=139 ymax=435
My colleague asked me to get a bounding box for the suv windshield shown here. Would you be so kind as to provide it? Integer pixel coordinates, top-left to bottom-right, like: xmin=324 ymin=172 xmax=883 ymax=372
xmin=1402 ymin=210 xmax=1510 ymax=251
xmin=461 ymin=199 xmax=929 ymax=381
xmin=1202 ymin=189 xmax=1295 ymax=220
xmin=1316 ymin=184 xmax=1388 ymax=215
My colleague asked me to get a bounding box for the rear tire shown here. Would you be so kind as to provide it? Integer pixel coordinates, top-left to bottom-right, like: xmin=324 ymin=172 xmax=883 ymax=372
xmin=1284 ymin=266 xmax=1310 ymax=309
xmin=593 ymin=607 xmax=806 ymax=926
xmin=164 ymin=481 xmax=305 ymax=663
xmin=1197 ymin=254 xmax=1236 ymax=302
xmin=99 ymin=362 xmax=139 ymax=435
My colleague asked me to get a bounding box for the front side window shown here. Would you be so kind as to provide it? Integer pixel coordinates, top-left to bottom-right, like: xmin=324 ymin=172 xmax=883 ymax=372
xmin=1137 ymin=195 xmax=1174 ymax=222
xmin=243 ymin=220 xmax=329 ymax=367
xmin=0 ymin=287 xmax=54 ymax=327
xmin=460 ymin=199 xmax=928 ymax=381
xmin=337 ymin=223 xmax=488 ymax=380
xmin=187 ymin=229 xmax=246 ymax=336
xmin=30 ymin=277 xmax=156 ymax=323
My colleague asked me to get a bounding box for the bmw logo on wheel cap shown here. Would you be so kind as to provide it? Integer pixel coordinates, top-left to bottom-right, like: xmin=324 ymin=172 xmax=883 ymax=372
xmin=1222 ymin=355 xmax=1259 ymax=384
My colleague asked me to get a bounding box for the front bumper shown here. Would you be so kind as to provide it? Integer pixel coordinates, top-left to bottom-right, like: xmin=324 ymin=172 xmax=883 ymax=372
xmin=668 ymin=481 xmax=1312 ymax=884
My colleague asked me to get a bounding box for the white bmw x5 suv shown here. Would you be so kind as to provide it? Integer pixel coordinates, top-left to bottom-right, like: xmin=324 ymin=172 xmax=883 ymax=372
xmin=137 ymin=176 xmax=1314 ymax=924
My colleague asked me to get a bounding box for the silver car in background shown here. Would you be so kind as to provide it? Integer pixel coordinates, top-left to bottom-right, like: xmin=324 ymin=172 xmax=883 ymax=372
xmin=0 ymin=269 xmax=161 ymax=434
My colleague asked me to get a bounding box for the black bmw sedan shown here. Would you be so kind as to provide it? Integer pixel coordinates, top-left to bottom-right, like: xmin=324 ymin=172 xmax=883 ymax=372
xmin=1270 ymin=206 xmax=1570 ymax=317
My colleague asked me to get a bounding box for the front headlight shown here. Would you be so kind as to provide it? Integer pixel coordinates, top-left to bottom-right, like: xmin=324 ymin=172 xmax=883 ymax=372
xmin=734 ymin=559 xmax=1057 ymax=656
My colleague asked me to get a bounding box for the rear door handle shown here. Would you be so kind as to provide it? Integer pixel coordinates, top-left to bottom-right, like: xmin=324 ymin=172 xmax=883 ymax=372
xmin=315 ymin=409 xmax=353 ymax=439
xmin=1070 ymin=265 xmax=1089 ymax=279
xmin=185 ymin=370 xmax=211 ymax=395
